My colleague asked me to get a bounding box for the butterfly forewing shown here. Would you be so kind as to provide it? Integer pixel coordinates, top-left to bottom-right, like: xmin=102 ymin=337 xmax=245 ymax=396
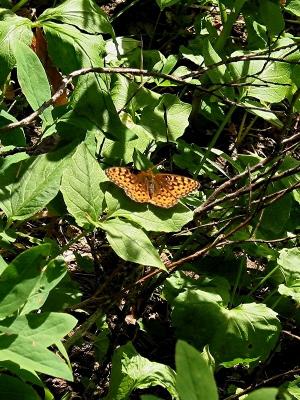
xmin=105 ymin=167 xmax=150 ymax=203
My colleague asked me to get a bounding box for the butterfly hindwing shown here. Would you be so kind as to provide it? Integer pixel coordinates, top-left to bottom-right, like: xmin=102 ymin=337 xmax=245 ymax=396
xmin=148 ymin=174 xmax=199 ymax=208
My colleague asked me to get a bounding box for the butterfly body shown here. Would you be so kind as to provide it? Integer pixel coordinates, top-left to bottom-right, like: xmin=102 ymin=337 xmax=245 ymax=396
xmin=105 ymin=167 xmax=199 ymax=208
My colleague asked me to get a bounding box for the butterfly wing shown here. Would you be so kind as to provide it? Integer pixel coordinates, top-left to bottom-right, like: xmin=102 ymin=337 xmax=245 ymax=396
xmin=149 ymin=174 xmax=200 ymax=208
xmin=105 ymin=167 xmax=150 ymax=203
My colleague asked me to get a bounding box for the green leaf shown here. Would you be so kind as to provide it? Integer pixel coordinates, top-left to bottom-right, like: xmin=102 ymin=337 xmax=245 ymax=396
xmin=0 ymin=244 xmax=51 ymax=318
xmin=43 ymin=22 xmax=105 ymax=73
xmin=12 ymin=41 xmax=53 ymax=125
xmin=0 ymin=148 xmax=69 ymax=221
xmin=258 ymin=0 xmax=284 ymax=36
xmin=281 ymin=377 xmax=300 ymax=399
xmin=0 ymin=11 xmax=32 ymax=85
xmin=110 ymin=74 xmax=160 ymax=113
xmin=100 ymin=121 xmax=152 ymax=163
xmin=245 ymin=388 xmax=278 ymax=400
xmin=71 ymin=74 xmax=136 ymax=142
xmin=0 ymin=312 xmax=76 ymax=380
xmin=61 ymin=142 xmax=105 ymax=227
xmin=106 ymin=342 xmax=178 ymax=400
xmin=176 ymin=341 xmax=218 ymax=400
xmin=140 ymin=94 xmax=192 ymax=142
xmin=0 ymin=375 xmax=40 ymax=400
xmin=230 ymin=49 xmax=292 ymax=104
xmin=256 ymin=183 xmax=293 ymax=239
xmin=202 ymin=39 xmax=227 ymax=83
xmin=172 ymin=290 xmax=281 ymax=365
xmin=241 ymin=100 xmax=283 ymax=128
xmin=278 ymin=280 xmax=300 ymax=304
xmin=285 ymin=0 xmax=300 ymax=16
xmin=277 ymin=248 xmax=300 ymax=278
xmin=21 ymin=257 xmax=68 ymax=314
xmin=105 ymin=186 xmax=195 ymax=232
xmin=38 ymin=0 xmax=113 ymax=36
xmin=164 ymin=271 xmax=230 ymax=306
xmin=0 ymin=110 xmax=26 ymax=146
xmin=105 ymin=37 xmax=140 ymax=63
xmin=246 ymin=62 xmax=291 ymax=103
xmin=101 ymin=219 xmax=165 ymax=269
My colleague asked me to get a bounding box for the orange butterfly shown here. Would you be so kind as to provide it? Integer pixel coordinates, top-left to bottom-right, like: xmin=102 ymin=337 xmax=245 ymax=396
xmin=105 ymin=167 xmax=199 ymax=208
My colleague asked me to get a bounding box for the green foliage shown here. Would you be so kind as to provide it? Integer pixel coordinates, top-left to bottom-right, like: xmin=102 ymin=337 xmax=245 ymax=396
xmin=105 ymin=342 xmax=177 ymax=399
xmin=0 ymin=0 xmax=299 ymax=398
xmin=175 ymin=340 xmax=218 ymax=400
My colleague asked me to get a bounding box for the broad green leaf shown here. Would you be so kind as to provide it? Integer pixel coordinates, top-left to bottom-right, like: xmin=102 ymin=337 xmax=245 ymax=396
xmin=256 ymin=183 xmax=293 ymax=239
xmin=100 ymin=118 xmax=152 ymax=163
xmin=245 ymin=388 xmax=278 ymax=400
xmin=277 ymin=248 xmax=300 ymax=277
xmin=101 ymin=219 xmax=165 ymax=269
xmin=172 ymin=290 xmax=281 ymax=365
xmin=230 ymin=50 xmax=292 ymax=104
xmin=38 ymin=0 xmax=113 ymax=36
xmin=247 ymin=62 xmax=291 ymax=103
xmin=285 ymin=0 xmax=300 ymax=16
xmin=180 ymin=40 xmax=204 ymax=66
xmin=0 ymin=110 xmax=26 ymax=146
xmin=202 ymin=39 xmax=227 ymax=83
xmin=0 ymin=375 xmax=40 ymax=400
xmin=21 ymin=257 xmax=68 ymax=314
xmin=12 ymin=41 xmax=53 ymax=125
xmin=0 ymin=152 xmax=29 ymax=173
xmin=71 ymin=74 xmax=136 ymax=142
xmin=105 ymin=185 xmax=195 ymax=232
xmin=258 ymin=0 xmax=284 ymax=35
xmin=176 ymin=341 xmax=218 ymax=400
xmin=42 ymin=273 xmax=82 ymax=312
xmin=241 ymin=100 xmax=283 ymax=128
xmin=110 ymin=74 xmax=160 ymax=113
xmin=0 ymin=11 xmax=32 ymax=85
xmin=105 ymin=37 xmax=140 ymax=63
xmin=140 ymin=94 xmax=192 ymax=142
xmin=0 ymin=312 xmax=76 ymax=380
xmin=0 ymin=312 xmax=77 ymax=346
xmin=106 ymin=342 xmax=177 ymax=400
xmin=0 ymin=148 xmax=70 ymax=221
xmin=278 ymin=280 xmax=300 ymax=304
xmin=212 ymin=303 xmax=281 ymax=365
xmin=164 ymin=271 xmax=230 ymax=306
xmin=0 ymin=244 xmax=51 ymax=318
xmin=43 ymin=22 xmax=105 ymax=73
xmin=0 ymin=361 xmax=41 ymax=387
xmin=172 ymin=289 xmax=224 ymax=349
xmin=61 ymin=142 xmax=105 ymax=227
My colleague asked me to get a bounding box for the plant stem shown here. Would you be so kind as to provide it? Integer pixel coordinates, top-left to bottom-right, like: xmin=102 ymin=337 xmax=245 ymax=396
xmin=217 ymin=0 xmax=227 ymax=26
xmin=12 ymin=0 xmax=29 ymax=12
xmin=110 ymin=0 xmax=141 ymax=22
xmin=216 ymin=0 xmax=247 ymax=51
xmin=197 ymin=104 xmax=236 ymax=174
xmin=248 ymin=265 xmax=280 ymax=297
